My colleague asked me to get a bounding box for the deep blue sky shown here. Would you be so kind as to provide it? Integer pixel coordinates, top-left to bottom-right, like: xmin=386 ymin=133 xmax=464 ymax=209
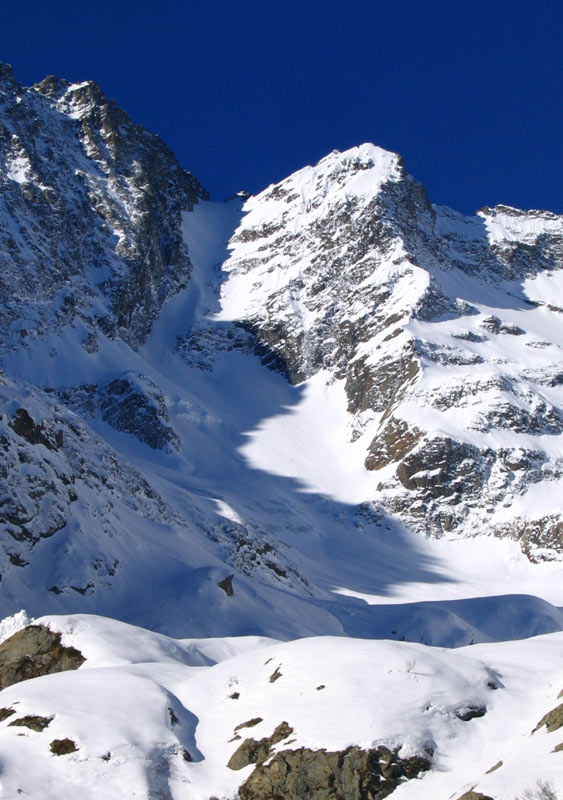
xmin=1 ymin=1 xmax=561 ymax=214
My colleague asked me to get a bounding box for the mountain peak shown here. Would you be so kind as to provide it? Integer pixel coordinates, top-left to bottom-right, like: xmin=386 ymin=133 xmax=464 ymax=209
xmin=277 ymin=142 xmax=405 ymax=206
xmin=321 ymin=141 xmax=403 ymax=168
xmin=0 ymin=61 xmax=16 ymax=92
xmin=57 ymin=79 xmax=107 ymax=112
xmin=32 ymin=74 xmax=72 ymax=99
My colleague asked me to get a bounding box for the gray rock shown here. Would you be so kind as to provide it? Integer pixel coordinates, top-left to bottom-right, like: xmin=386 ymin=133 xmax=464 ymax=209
xmin=238 ymin=743 xmax=431 ymax=800
xmin=0 ymin=64 xmax=208 ymax=353
xmin=228 ymin=721 xmax=293 ymax=770
xmin=0 ymin=624 xmax=85 ymax=689
xmin=218 ymin=574 xmax=234 ymax=597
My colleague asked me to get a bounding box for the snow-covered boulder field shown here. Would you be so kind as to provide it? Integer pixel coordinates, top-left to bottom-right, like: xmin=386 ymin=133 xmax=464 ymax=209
xmin=0 ymin=613 xmax=561 ymax=799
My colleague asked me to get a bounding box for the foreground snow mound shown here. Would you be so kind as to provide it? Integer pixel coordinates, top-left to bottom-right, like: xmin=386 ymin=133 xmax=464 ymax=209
xmin=0 ymin=614 xmax=561 ymax=799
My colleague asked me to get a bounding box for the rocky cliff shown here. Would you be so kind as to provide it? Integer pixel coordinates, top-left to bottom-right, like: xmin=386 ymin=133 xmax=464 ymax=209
xmin=212 ymin=144 xmax=563 ymax=557
xmin=0 ymin=62 xmax=207 ymax=353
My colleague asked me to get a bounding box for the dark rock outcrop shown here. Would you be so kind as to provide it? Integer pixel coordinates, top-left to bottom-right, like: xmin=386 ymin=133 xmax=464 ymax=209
xmin=8 ymin=714 xmax=52 ymax=731
xmin=0 ymin=372 xmax=182 ymax=592
xmin=455 ymin=704 xmax=486 ymax=721
xmin=495 ymin=516 xmax=563 ymax=561
xmin=97 ymin=376 xmax=179 ymax=450
xmin=238 ymin=743 xmax=431 ymax=800
xmin=218 ymin=574 xmax=234 ymax=597
xmin=0 ymin=707 xmax=15 ymax=721
xmin=395 ymin=438 xmax=490 ymax=498
xmin=233 ymin=717 xmax=263 ymax=733
xmin=0 ymin=625 xmax=85 ymax=689
xmin=228 ymin=721 xmax=293 ymax=770
xmin=57 ymin=373 xmax=179 ymax=451
xmin=50 ymin=737 xmax=78 ymax=755
xmin=533 ymin=701 xmax=563 ymax=734
xmin=10 ymin=408 xmax=62 ymax=450
xmin=365 ymin=417 xmax=422 ymax=471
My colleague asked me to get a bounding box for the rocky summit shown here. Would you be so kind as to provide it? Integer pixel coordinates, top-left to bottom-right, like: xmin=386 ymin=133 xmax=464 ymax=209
xmin=215 ymin=144 xmax=563 ymax=556
xmin=0 ymin=64 xmax=563 ymax=799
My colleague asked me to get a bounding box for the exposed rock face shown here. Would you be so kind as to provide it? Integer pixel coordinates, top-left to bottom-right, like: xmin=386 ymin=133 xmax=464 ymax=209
xmin=217 ymin=147 xmax=425 ymax=389
xmin=494 ymin=516 xmax=563 ymax=560
xmin=0 ymin=64 xmax=207 ymax=352
xmin=228 ymin=721 xmax=293 ymax=770
xmin=238 ymin=743 xmax=431 ymax=800
xmin=0 ymin=624 xmax=85 ymax=689
xmin=1 ymin=402 xmax=77 ymax=547
xmin=214 ymin=144 xmax=563 ymax=556
xmin=364 ymin=416 xmax=422 ymax=471
xmin=533 ymin=701 xmax=563 ymax=734
xmin=57 ymin=373 xmax=179 ymax=451
xmin=96 ymin=376 xmax=178 ymax=450
xmin=229 ymin=721 xmax=431 ymax=799
xmin=9 ymin=408 xmax=62 ymax=450
xmin=0 ymin=373 xmax=183 ymax=594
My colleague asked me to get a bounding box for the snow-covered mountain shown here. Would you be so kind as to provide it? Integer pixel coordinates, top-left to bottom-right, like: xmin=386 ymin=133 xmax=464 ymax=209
xmin=0 ymin=63 xmax=562 ymax=798
xmin=215 ymin=144 xmax=563 ymax=556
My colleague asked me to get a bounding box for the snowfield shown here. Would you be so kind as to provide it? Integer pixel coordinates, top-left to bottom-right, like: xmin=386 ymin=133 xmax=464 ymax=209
xmin=0 ymin=613 xmax=562 ymax=799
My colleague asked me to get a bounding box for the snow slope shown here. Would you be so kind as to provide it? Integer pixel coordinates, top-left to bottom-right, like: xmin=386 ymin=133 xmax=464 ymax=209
xmin=0 ymin=613 xmax=561 ymax=799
